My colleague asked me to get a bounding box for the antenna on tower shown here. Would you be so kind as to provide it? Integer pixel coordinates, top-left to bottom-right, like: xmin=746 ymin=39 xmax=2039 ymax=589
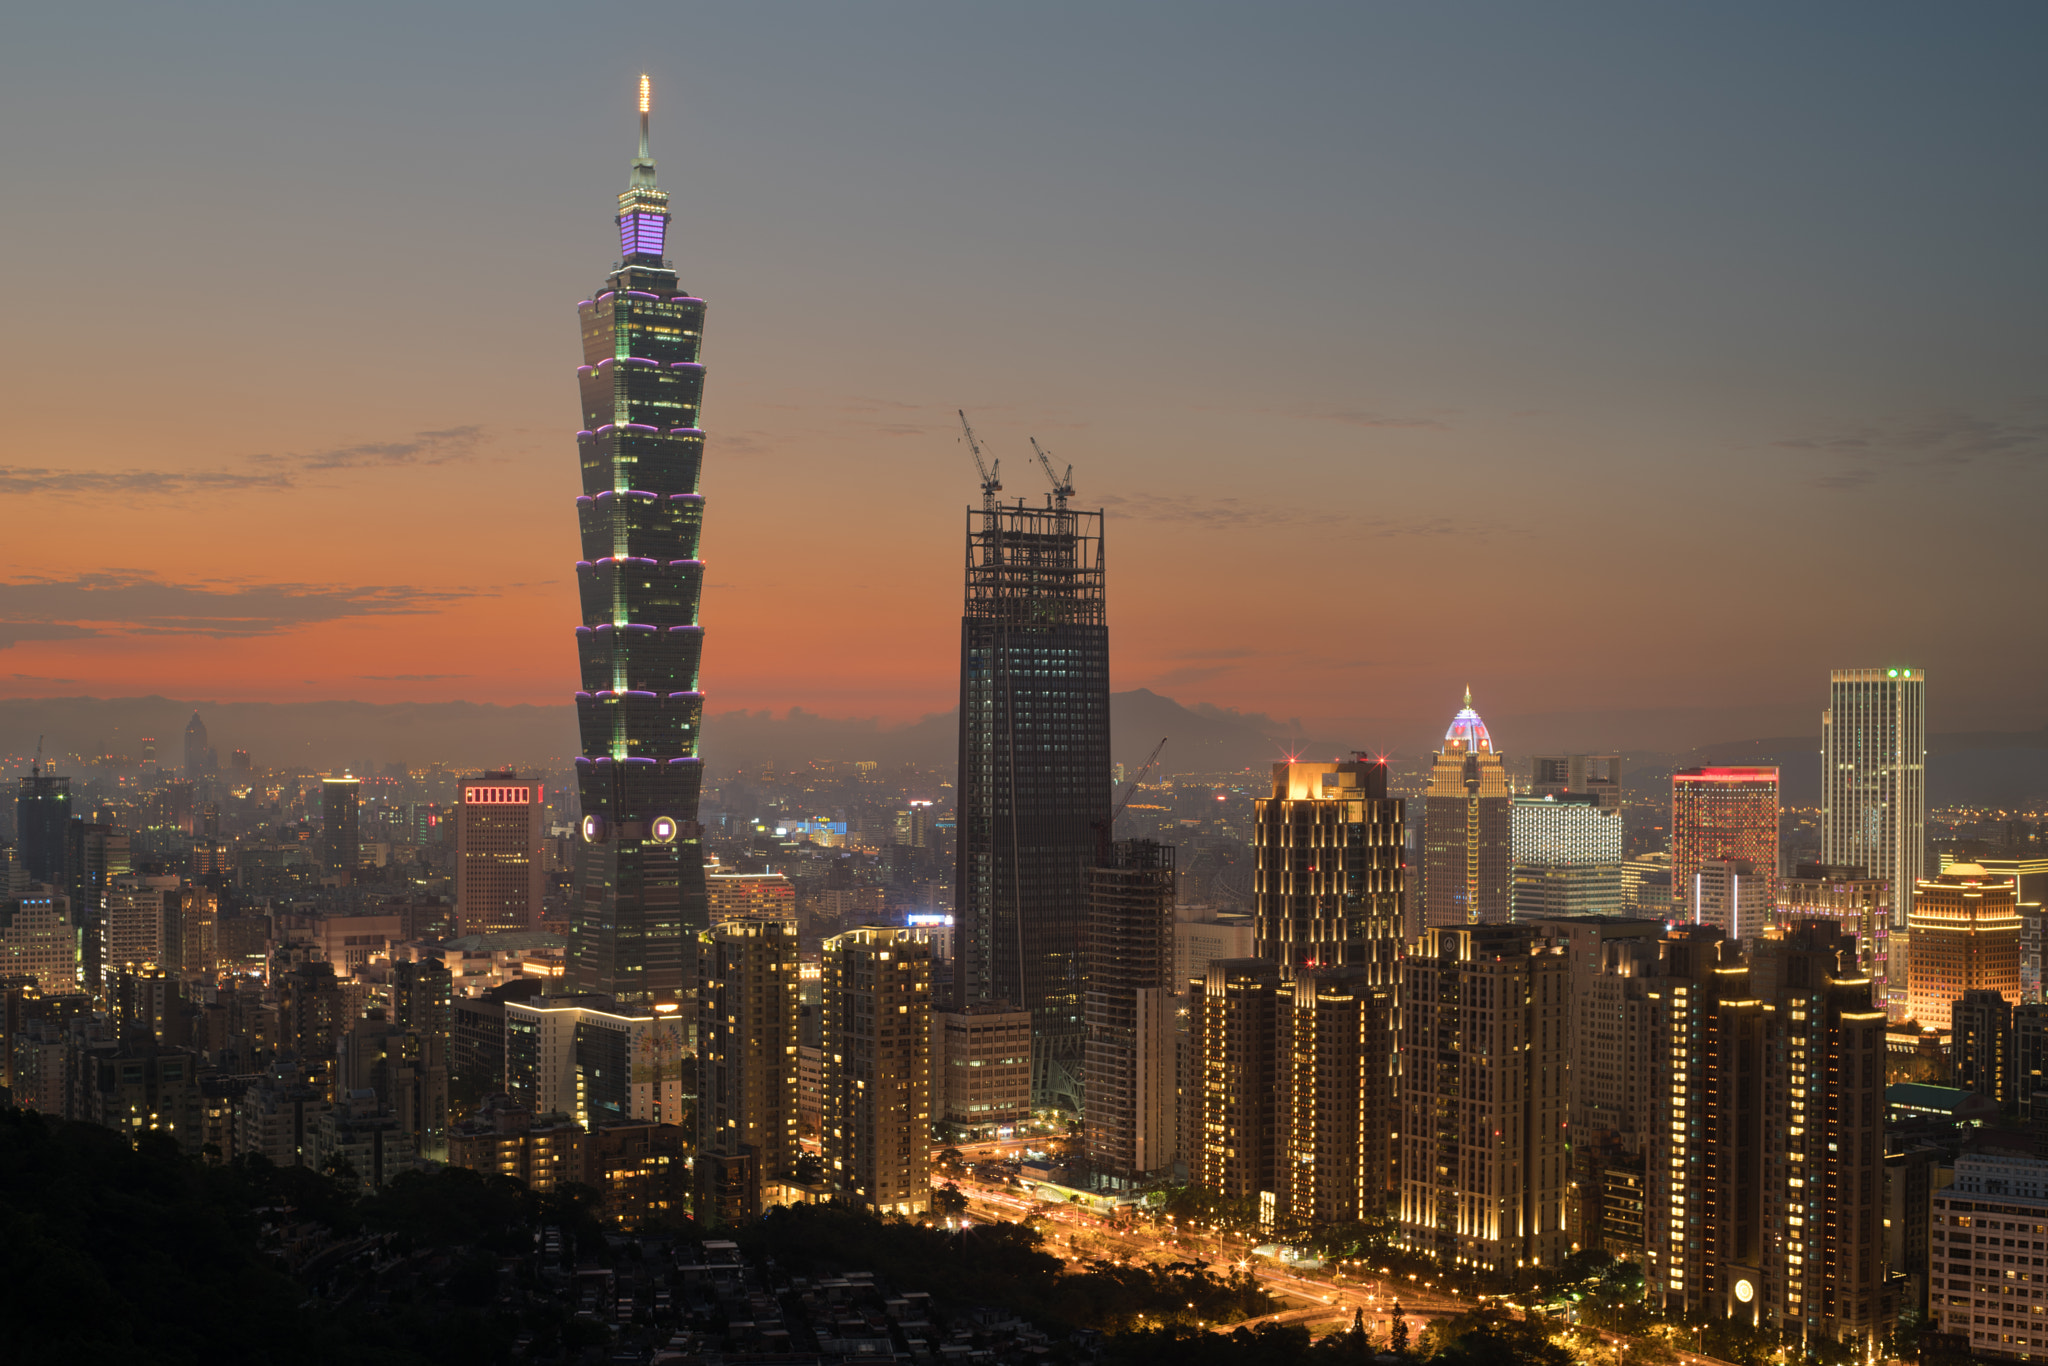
xmin=33 ymin=734 xmax=43 ymax=778
xmin=957 ymin=410 xmax=1001 ymax=517
xmin=639 ymin=73 xmax=651 ymax=154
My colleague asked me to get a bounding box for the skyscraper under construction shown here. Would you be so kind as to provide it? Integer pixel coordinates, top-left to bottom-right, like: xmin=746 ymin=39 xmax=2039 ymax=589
xmin=954 ymin=431 xmax=1110 ymax=1111
xmin=567 ymin=78 xmax=709 ymax=1009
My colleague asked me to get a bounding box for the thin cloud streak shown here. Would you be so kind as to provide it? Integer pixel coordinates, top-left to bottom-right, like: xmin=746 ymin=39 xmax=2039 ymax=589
xmin=0 ymin=572 xmax=477 ymax=639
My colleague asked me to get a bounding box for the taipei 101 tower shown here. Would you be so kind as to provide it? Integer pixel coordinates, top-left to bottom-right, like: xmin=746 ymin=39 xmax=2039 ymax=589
xmin=567 ymin=77 xmax=709 ymax=1008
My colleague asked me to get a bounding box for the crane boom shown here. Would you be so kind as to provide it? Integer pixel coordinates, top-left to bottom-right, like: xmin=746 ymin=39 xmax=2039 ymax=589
xmin=957 ymin=410 xmax=1001 ymax=516
xmin=1028 ymin=437 xmax=1074 ymax=511
xmin=1108 ymin=736 xmax=1169 ymax=829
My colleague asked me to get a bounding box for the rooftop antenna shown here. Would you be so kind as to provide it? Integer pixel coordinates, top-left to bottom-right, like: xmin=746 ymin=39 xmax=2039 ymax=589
xmin=1029 ymin=437 xmax=1074 ymax=511
xmin=957 ymin=410 xmax=1001 ymax=517
xmin=33 ymin=733 xmax=43 ymax=778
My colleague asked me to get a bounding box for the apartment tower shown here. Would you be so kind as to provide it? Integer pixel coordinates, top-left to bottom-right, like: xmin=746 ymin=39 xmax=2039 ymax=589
xmin=1084 ymin=838 xmax=1179 ymax=1179
xmin=822 ymin=927 xmax=934 ymax=1216
xmin=1253 ymin=757 xmax=1405 ymax=987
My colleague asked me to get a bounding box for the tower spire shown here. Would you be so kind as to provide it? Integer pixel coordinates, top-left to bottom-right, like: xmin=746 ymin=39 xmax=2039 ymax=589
xmin=618 ymin=74 xmax=670 ymax=261
xmin=638 ymin=73 xmax=651 ymax=160
xmin=1464 ymin=684 xmax=1472 ymax=709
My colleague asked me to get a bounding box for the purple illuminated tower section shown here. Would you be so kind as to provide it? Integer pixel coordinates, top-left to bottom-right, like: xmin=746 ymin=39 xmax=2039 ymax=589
xmin=568 ymin=76 xmax=709 ymax=1009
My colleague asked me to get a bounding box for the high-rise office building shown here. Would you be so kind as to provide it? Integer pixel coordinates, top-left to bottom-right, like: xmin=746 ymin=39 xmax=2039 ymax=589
xmin=1252 ymin=758 xmax=1404 ymax=986
xmin=454 ymin=772 xmax=546 ymax=936
xmin=1084 ymin=839 xmax=1179 ymax=1179
xmin=932 ymin=1003 xmax=1032 ymax=1138
xmin=1531 ymin=754 xmax=1622 ymax=811
xmin=1821 ymin=668 xmax=1925 ymax=1008
xmin=183 ymin=710 xmax=212 ymax=778
xmin=1778 ymin=864 xmax=1890 ymax=996
xmin=321 ymin=777 xmax=360 ymax=875
xmin=1420 ymin=690 xmax=1511 ymax=932
xmin=1642 ymin=923 xmax=1890 ymax=1347
xmin=14 ymin=769 xmax=70 ymax=886
xmin=1689 ymin=857 xmax=1770 ymax=944
xmin=1907 ymin=865 xmax=2021 ymax=1027
xmin=0 ymin=888 xmax=80 ymax=992
xmin=1672 ymin=767 xmax=1780 ymax=922
xmin=694 ymin=918 xmax=800 ymax=1223
xmin=1931 ymin=1154 xmax=2048 ymax=1360
xmin=954 ymin=475 xmax=1109 ymax=1111
xmin=1285 ymin=966 xmax=1397 ymax=1226
xmin=1952 ymin=989 xmax=2013 ymax=1106
xmin=822 ymin=926 xmax=933 ymax=1216
xmin=1509 ymin=794 xmax=1624 ymax=920
xmin=1398 ymin=923 xmax=1570 ymax=1282
xmin=567 ymin=79 xmax=711 ymax=1010
xmin=569 ymin=80 xmax=712 ymax=1011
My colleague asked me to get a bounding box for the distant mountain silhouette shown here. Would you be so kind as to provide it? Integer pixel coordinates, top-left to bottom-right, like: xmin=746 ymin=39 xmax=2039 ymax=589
xmin=2 ymin=694 xmax=2041 ymax=804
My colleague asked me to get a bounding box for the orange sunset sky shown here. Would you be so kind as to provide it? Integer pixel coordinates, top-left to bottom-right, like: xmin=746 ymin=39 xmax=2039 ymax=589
xmin=4 ymin=4 xmax=2045 ymax=749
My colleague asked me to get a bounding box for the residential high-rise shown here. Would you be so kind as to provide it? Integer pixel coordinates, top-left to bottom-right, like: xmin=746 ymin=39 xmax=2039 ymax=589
xmin=1952 ymin=989 xmax=2013 ymax=1106
xmin=694 ymin=918 xmax=800 ymax=1224
xmin=822 ymin=926 xmax=933 ymax=1216
xmin=320 ymin=777 xmax=360 ymax=875
xmin=1907 ymin=865 xmax=2021 ymax=1027
xmin=2019 ymin=1005 xmax=2048 ymax=1121
xmin=1285 ymin=966 xmax=1396 ymax=1226
xmin=1084 ymin=839 xmax=1179 ymax=1179
xmin=1530 ymin=754 xmax=1622 ymax=811
xmin=1821 ymin=668 xmax=1925 ymax=1009
xmin=454 ymin=772 xmax=546 ymax=936
xmin=1778 ymin=864 xmax=1891 ymax=997
xmin=567 ymin=79 xmax=710 ymax=1011
xmin=1642 ymin=923 xmax=1891 ymax=1348
xmin=1398 ymin=923 xmax=1570 ymax=1283
xmin=1509 ymin=794 xmax=1624 ymax=920
xmin=1420 ymin=690 xmax=1511 ymax=932
xmin=1189 ymin=958 xmax=1285 ymax=1205
xmin=953 ymin=473 xmax=1110 ymax=1111
xmin=14 ymin=768 xmax=70 ymax=885
xmin=1252 ymin=758 xmax=1404 ymax=986
xmin=1672 ymin=767 xmax=1780 ymax=922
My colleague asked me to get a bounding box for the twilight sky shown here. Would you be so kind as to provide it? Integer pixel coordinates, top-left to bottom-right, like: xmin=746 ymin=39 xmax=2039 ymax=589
xmin=3 ymin=2 xmax=2045 ymax=749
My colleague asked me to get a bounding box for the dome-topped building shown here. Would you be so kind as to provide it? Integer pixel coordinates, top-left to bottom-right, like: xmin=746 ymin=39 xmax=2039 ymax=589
xmin=1418 ymin=688 xmax=1512 ymax=933
xmin=1442 ymin=687 xmax=1493 ymax=755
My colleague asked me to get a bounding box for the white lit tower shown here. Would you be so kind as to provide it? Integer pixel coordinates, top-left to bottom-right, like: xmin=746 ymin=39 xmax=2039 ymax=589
xmin=568 ymin=77 xmax=710 ymax=1009
xmin=1822 ymin=667 xmax=1925 ymax=1011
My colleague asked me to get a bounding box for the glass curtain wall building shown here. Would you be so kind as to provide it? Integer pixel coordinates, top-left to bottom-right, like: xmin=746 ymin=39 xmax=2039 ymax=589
xmin=955 ymin=499 xmax=1110 ymax=1111
xmin=1822 ymin=667 xmax=1925 ymax=1011
xmin=568 ymin=78 xmax=710 ymax=1009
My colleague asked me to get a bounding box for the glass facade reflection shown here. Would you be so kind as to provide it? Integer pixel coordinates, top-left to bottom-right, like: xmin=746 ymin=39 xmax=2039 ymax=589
xmin=568 ymin=86 xmax=709 ymax=1010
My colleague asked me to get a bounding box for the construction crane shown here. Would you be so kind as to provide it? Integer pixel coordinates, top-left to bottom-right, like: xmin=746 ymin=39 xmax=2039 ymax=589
xmin=957 ymin=410 xmax=1000 ymax=516
xmin=32 ymin=734 xmax=43 ymax=778
xmin=1028 ymin=436 xmax=1073 ymax=511
xmin=1098 ymin=736 xmax=1169 ymax=852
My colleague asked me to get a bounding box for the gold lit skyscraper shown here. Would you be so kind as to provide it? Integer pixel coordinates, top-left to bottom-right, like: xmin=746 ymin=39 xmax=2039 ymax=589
xmin=1419 ymin=690 xmax=1510 ymax=932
